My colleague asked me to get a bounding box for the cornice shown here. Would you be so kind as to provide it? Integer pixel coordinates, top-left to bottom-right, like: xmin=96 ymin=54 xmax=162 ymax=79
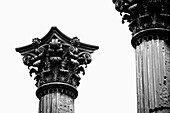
xmin=15 ymin=27 xmax=99 ymax=54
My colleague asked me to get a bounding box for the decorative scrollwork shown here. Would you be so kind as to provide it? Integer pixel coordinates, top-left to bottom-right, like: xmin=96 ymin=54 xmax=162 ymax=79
xmin=23 ymin=54 xmax=35 ymax=66
xmin=22 ymin=37 xmax=92 ymax=87
xmin=113 ymin=0 xmax=170 ymax=35
xmin=78 ymin=52 xmax=92 ymax=67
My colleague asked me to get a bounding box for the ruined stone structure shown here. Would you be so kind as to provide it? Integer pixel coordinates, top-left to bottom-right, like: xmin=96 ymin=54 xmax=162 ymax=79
xmin=15 ymin=27 xmax=99 ymax=113
xmin=113 ymin=0 xmax=170 ymax=113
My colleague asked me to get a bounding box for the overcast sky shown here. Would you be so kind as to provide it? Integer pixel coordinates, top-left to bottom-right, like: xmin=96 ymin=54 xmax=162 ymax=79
xmin=0 ymin=0 xmax=137 ymax=113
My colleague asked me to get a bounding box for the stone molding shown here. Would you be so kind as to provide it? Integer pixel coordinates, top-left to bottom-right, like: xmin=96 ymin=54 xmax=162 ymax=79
xmin=131 ymin=28 xmax=170 ymax=48
xmin=112 ymin=0 xmax=170 ymax=47
xmin=15 ymin=27 xmax=99 ymax=88
xmin=36 ymin=82 xmax=78 ymax=99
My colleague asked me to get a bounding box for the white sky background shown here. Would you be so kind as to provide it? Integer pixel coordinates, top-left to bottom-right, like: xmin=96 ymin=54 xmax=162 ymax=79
xmin=0 ymin=0 xmax=137 ymax=113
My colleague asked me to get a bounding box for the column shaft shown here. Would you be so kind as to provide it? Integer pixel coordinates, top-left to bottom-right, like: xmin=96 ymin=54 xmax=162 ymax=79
xmin=39 ymin=91 xmax=74 ymax=113
xmin=136 ymin=38 xmax=170 ymax=113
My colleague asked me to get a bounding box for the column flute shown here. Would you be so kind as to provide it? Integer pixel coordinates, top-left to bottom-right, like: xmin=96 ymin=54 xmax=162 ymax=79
xmin=112 ymin=0 xmax=170 ymax=113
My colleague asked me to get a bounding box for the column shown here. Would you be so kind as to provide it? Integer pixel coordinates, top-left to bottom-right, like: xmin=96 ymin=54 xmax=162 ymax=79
xmin=15 ymin=27 xmax=99 ymax=113
xmin=112 ymin=1 xmax=170 ymax=113
xmin=134 ymin=33 xmax=170 ymax=113
xmin=37 ymin=83 xmax=77 ymax=113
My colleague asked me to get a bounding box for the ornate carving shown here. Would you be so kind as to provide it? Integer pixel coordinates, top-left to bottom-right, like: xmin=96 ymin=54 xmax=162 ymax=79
xmin=113 ymin=0 xmax=170 ymax=35
xmin=22 ymin=37 xmax=92 ymax=88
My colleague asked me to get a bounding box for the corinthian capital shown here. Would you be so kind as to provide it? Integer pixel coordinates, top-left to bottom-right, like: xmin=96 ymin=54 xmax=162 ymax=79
xmin=113 ymin=0 xmax=170 ymax=48
xmin=16 ymin=27 xmax=99 ymax=88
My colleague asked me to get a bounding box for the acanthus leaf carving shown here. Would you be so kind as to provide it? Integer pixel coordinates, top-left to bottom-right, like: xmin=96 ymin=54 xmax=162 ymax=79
xmin=113 ymin=0 xmax=170 ymax=35
xmin=22 ymin=37 xmax=92 ymax=87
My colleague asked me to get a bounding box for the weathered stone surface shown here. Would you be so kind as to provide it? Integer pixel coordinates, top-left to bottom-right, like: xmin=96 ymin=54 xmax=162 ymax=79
xmin=39 ymin=90 xmax=74 ymax=113
xmin=112 ymin=1 xmax=170 ymax=113
xmin=16 ymin=27 xmax=99 ymax=88
xmin=136 ymin=39 xmax=170 ymax=113
xmin=16 ymin=27 xmax=99 ymax=113
xmin=113 ymin=0 xmax=170 ymax=40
